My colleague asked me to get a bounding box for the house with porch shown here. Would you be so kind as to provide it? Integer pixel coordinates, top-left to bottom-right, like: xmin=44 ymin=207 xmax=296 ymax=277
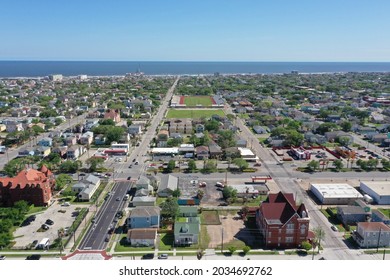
xmin=174 ymin=207 xmax=200 ymax=246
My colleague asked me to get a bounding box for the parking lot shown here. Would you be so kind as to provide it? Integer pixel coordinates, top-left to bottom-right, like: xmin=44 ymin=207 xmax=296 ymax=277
xmin=13 ymin=201 xmax=88 ymax=249
xmin=273 ymin=147 xmax=339 ymax=164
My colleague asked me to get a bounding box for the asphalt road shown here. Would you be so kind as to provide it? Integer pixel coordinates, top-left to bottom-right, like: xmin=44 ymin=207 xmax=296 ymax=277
xmin=110 ymin=76 xmax=179 ymax=182
xmin=79 ymin=181 xmax=131 ymax=250
xmin=79 ymin=77 xmax=179 ymax=250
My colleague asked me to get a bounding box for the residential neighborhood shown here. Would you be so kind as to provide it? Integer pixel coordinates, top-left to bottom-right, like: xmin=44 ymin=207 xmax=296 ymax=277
xmin=0 ymin=72 xmax=390 ymax=261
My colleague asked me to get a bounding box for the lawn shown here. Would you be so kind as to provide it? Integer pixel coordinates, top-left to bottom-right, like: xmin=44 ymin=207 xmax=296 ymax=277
xmin=378 ymin=208 xmax=390 ymax=218
xmin=216 ymin=239 xmax=246 ymax=251
xmin=166 ymin=109 xmax=224 ymax=119
xmin=183 ymin=96 xmax=214 ymax=106
xmin=159 ymin=232 xmax=174 ymax=250
xmin=115 ymin=234 xmax=154 ymax=252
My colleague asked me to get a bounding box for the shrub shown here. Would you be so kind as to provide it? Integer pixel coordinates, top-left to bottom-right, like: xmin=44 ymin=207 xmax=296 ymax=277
xmin=301 ymin=241 xmax=312 ymax=251
xmin=228 ymin=246 xmax=237 ymax=255
xmin=242 ymin=246 xmax=251 ymax=255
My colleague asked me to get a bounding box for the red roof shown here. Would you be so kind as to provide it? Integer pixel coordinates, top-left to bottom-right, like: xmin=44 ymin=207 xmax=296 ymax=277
xmin=358 ymin=222 xmax=390 ymax=232
xmin=0 ymin=168 xmax=51 ymax=189
xmin=259 ymin=192 xmax=308 ymax=225
xmin=104 ymin=149 xmax=126 ymax=154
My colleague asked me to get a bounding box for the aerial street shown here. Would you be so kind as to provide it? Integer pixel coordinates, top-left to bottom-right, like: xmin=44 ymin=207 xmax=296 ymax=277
xmin=0 ymin=72 xmax=390 ymax=262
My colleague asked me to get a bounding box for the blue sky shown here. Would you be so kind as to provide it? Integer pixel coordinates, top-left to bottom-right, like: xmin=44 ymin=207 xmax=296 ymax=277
xmin=1 ymin=0 xmax=390 ymax=61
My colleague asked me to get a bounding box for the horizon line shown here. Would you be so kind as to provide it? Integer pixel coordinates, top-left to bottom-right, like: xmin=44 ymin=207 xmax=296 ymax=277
xmin=1 ymin=60 xmax=390 ymax=63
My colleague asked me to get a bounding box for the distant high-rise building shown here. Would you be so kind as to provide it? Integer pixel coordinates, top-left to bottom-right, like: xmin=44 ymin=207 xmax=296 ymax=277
xmin=49 ymin=74 xmax=63 ymax=81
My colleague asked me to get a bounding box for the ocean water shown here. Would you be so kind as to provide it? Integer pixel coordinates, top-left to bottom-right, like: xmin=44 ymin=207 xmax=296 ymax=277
xmin=1 ymin=61 xmax=390 ymax=77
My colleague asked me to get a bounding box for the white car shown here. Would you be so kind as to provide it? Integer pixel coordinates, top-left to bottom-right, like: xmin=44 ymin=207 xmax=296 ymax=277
xmin=158 ymin=254 xmax=168 ymax=259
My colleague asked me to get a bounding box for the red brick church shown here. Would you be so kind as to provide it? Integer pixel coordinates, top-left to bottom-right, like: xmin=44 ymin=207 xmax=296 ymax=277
xmin=0 ymin=166 xmax=55 ymax=207
xmin=256 ymin=192 xmax=311 ymax=248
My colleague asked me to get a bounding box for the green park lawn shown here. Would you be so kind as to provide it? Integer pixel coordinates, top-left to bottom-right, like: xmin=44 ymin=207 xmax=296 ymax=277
xmin=166 ymin=109 xmax=225 ymax=119
xmin=184 ymin=96 xmax=213 ymax=106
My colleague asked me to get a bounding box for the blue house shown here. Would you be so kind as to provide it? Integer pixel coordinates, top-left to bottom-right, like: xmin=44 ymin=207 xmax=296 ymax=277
xmin=127 ymin=206 xmax=160 ymax=229
xmin=38 ymin=137 xmax=53 ymax=147
xmin=94 ymin=134 xmax=106 ymax=145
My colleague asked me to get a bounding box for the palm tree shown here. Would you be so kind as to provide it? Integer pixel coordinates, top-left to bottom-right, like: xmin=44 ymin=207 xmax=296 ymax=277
xmin=313 ymin=227 xmax=326 ymax=253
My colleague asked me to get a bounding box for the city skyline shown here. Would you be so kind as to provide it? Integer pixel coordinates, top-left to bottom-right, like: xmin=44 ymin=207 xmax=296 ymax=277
xmin=1 ymin=0 xmax=390 ymax=62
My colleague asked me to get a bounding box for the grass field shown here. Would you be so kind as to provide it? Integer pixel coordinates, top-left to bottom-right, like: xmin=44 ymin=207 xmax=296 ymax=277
xmin=183 ymin=96 xmax=213 ymax=106
xmin=166 ymin=109 xmax=224 ymax=119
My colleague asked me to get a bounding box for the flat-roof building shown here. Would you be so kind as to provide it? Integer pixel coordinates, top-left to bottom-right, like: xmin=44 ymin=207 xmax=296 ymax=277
xmin=360 ymin=181 xmax=390 ymax=205
xmin=310 ymin=183 xmax=363 ymax=205
xmin=238 ymin=147 xmax=259 ymax=162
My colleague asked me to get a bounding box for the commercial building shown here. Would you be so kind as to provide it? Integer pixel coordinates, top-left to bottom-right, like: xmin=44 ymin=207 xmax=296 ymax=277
xmin=238 ymin=147 xmax=259 ymax=162
xmin=360 ymin=181 xmax=390 ymax=205
xmin=310 ymin=183 xmax=363 ymax=205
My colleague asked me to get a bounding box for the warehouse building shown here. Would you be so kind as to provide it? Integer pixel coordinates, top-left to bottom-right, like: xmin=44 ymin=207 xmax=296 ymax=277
xmin=360 ymin=181 xmax=390 ymax=205
xmin=310 ymin=183 xmax=363 ymax=205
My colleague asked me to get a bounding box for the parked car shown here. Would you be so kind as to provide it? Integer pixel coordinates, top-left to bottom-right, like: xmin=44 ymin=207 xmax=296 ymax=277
xmin=0 ymin=255 xmax=5 ymax=260
xmin=45 ymin=219 xmax=54 ymax=225
xmin=158 ymin=254 xmax=168 ymax=259
xmin=26 ymin=254 xmax=41 ymax=260
xmin=61 ymin=202 xmax=71 ymax=206
xmin=142 ymin=253 xmax=154 ymax=259
xmin=27 ymin=215 xmax=36 ymax=222
xmin=41 ymin=224 xmax=49 ymax=230
xmin=331 ymin=225 xmax=338 ymax=232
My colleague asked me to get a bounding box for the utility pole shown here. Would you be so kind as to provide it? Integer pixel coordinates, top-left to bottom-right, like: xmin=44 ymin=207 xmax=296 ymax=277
xmin=383 ymin=246 xmax=387 ymax=260
xmin=221 ymin=227 xmax=224 ymax=254
xmin=376 ymin=227 xmax=382 ymax=253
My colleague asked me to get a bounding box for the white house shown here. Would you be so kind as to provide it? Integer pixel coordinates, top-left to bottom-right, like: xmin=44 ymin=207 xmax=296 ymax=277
xmin=353 ymin=222 xmax=390 ymax=248
xmin=127 ymin=228 xmax=157 ymax=247
xmin=72 ymin=174 xmax=101 ymax=201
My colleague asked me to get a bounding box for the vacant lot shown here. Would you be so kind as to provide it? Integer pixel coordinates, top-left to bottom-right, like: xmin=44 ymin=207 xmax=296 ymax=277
xmin=207 ymin=213 xmax=244 ymax=248
xmin=202 ymin=210 xmax=221 ymax=225
xmin=166 ymin=109 xmax=225 ymax=119
xmin=183 ymin=96 xmax=214 ymax=106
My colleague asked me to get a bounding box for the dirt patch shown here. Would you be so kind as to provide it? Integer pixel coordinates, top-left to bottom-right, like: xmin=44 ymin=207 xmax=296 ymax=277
xmin=207 ymin=213 xmax=244 ymax=248
xmin=202 ymin=210 xmax=221 ymax=225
